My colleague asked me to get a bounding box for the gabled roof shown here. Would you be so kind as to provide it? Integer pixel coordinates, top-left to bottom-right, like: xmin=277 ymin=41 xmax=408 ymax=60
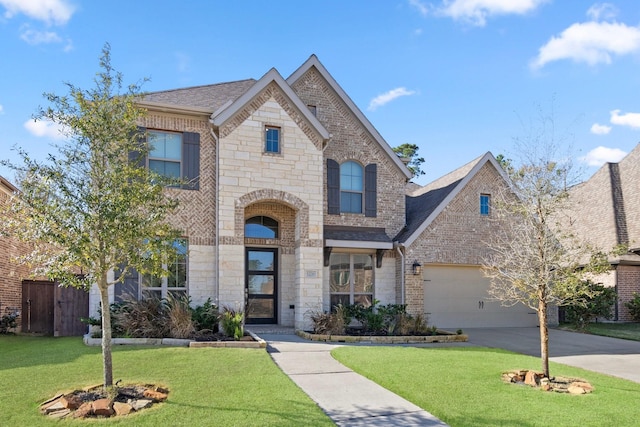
xmin=0 ymin=175 xmax=18 ymax=196
xmin=569 ymin=142 xmax=640 ymax=254
xmin=287 ymin=55 xmax=413 ymax=180
xmin=396 ymin=152 xmax=508 ymax=246
xmin=210 ymin=68 xmax=330 ymax=142
xmin=141 ymin=79 xmax=257 ymax=113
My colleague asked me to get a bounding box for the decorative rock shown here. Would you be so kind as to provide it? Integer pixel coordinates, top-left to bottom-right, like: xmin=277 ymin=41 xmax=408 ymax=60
xmin=131 ymin=398 xmax=153 ymax=410
xmin=48 ymin=408 xmax=71 ymax=419
xmin=572 ymin=381 xmax=594 ymax=392
xmin=143 ymin=389 xmax=168 ymax=402
xmin=73 ymin=402 xmax=93 ymax=418
xmin=92 ymin=398 xmax=114 ymax=417
xmin=113 ymin=401 xmax=134 ymax=416
xmin=524 ymin=370 xmax=540 ymax=386
xmin=43 ymin=401 xmax=66 ymax=415
xmin=40 ymin=393 xmax=63 ymax=409
xmin=61 ymin=393 xmax=83 ymax=410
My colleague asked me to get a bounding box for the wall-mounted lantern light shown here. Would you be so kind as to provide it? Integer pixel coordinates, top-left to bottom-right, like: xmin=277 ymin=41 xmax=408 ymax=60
xmin=412 ymin=260 xmax=422 ymax=275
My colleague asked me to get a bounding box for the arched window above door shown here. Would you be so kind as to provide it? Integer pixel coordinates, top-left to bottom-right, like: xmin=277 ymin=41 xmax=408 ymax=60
xmin=245 ymin=216 xmax=279 ymax=239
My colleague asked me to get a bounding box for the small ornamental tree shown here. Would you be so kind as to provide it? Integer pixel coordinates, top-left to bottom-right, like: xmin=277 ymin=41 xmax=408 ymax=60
xmin=564 ymin=281 xmax=617 ymax=330
xmin=482 ymin=122 xmax=615 ymax=378
xmin=1 ymin=44 xmax=182 ymax=389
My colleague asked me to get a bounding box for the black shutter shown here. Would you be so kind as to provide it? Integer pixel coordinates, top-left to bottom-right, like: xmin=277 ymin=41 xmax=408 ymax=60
xmin=365 ymin=163 xmax=377 ymax=217
xmin=182 ymin=132 xmax=200 ymax=190
xmin=129 ymin=126 xmax=147 ymax=168
xmin=114 ymin=265 xmax=139 ymax=303
xmin=327 ymin=159 xmax=340 ymax=215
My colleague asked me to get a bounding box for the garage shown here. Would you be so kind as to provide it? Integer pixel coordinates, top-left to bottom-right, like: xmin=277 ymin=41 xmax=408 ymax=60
xmin=423 ymin=265 xmax=537 ymax=329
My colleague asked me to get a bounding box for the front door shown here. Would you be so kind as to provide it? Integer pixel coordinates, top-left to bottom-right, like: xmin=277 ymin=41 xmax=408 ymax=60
xmin=245 ymin=248 xmax=277 ymax=324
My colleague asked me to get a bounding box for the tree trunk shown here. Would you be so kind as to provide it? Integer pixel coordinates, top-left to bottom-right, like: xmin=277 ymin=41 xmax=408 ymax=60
xmin=98 ymin=281 xmax=113 ymax=389
xmin=538 ymin=298 xmax=549 ymax=378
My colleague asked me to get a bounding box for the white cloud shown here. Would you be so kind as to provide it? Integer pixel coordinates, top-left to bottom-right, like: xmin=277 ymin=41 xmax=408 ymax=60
xmin=436 ymin=0 xmax=548 ymax=27
xmin=0 ymin=104 xmax=4 ymax=115
xmin=586 ymin=3 xmax=618 ymax=21
xmin=368 ymin=87 xmax=416 ymax=111
xmin=20 ymin=27 xmax=61 ymax=44
xmin=409 ymin=0 xmax=429 ymax=16
xmin=0 ymin=0 xmax=74 ymax=25
xmin=590 ymin=123 xmax=611 ymax=135
xmin=579 ymin=146 xmax=627 ymax=166
xmin=24 ymin=119 xmax=67 ymax=140
xmin=531 ymin=20 xmax=640 ymax=69
xmin=610 ymin=109 xmax=640 ymax=129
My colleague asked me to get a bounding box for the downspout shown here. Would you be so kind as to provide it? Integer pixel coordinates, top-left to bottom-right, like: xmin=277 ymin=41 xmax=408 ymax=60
xmin=395 ymin=243 xmax=405 ymax=305
xmin=209 ymin=124 xmax=220 ymax=305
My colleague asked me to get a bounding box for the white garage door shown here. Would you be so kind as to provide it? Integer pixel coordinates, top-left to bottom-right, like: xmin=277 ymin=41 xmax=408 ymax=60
xmin=423 ymin=265 xmax=537 ymax=329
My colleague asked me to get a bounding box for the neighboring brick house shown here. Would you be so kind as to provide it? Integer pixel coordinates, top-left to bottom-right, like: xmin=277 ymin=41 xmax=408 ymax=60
xmin=0 ymin=176 xmax=27 ymax=329
xmin=568 ymin=143 xmax=640 ymax=321
xmin=89 ymin=55 xmax=533 ymax=330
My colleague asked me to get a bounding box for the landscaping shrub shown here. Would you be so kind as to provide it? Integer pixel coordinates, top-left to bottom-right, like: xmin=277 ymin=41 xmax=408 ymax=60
xmin=0 ymin=311 xmax=18 ymax=334
xmin=309 ymin=304 xmax=349 ymax=335
xmin=220 ymin=306 xmax=244 ymax=340
xmin=564 ymin=281 xmax=617 ymax=329
xmin=166 ymin=294 xmax=195 ymax=339
xmin=113 ymin=297 xmax=169 ymax=338
xmin=625 ymin=293 xmax=640 ymax=322
xmin=191 ymin=297 xmax=219 ymax=332
xmin=345 ymin=300 xmax=408 ymax=334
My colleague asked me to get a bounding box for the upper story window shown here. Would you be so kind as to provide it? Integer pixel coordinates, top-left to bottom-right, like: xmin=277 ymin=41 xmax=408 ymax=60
xmin=149 ymin=131 xmax=182 ymax=179
xmin=265 ymin=126 xmax=280 ymax=153
xmin=327 ymin=159 xmax=376 ymax=217
xmin=245 ymin=216 xmax=279 ymax=239
xmin=480 ymin=194 xmax=491 ymax=216
xmin=340 ymin=161 xmax=363 ymax=213
xmin=308 ymin=105 xmax=317 ymax=116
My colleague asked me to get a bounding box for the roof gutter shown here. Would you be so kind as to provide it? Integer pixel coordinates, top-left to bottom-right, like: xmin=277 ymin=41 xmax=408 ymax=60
xmin=394 ymin=242 xmax=405 ymax=305
xmin=208 ymin=123 xmax=220 ymax=305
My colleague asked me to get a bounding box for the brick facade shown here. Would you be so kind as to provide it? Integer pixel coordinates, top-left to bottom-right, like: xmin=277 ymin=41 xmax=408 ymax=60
xmin=403 ymin=161 xmax=515 ymax=318
xmin=616 ymin=265 xmax=640 ymax=321
xmin=0 ymin=180 xmax=30 ymax=329
xmin=290 ymin=68 xmax=407 ymax=238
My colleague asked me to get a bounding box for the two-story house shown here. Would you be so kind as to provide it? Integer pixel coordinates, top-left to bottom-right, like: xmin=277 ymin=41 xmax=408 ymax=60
xmin=90 ymin=55 xmax=537 ymax=330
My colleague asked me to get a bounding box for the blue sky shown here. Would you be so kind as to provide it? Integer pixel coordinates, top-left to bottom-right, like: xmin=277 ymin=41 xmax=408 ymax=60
xmin=1 ymin=0 xmax=640 ymax=186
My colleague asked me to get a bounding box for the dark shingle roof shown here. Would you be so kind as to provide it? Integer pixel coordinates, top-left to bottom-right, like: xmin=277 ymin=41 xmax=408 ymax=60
xmin=142 ymin=79 xmax=257 ymax=112
xmin=324 ymin=226 xmax=392 ymax=243
xmin=394 ymin=179 xmax=462 ymax=242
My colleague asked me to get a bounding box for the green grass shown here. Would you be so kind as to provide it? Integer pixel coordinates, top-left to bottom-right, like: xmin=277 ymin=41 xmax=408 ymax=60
xmin=332 ymin=346 xmax=640 ymax=427
xmin=582 ymin=322 xmax=640 ymax=341
xmin=0 ymin=336 xmax=333 ymax=426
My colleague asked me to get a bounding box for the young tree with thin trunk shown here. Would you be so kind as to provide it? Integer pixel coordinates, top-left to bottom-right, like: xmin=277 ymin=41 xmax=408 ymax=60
xmin=1 ymin=44 xmax=182 ymax=390
xmin=483 ymin=125 xmax=613 ymax=378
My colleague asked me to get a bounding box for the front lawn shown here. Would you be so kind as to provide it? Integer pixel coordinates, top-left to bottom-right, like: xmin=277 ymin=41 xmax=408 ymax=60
xmin=332 ymin=346 xmax=640 ymax=427
xmin=581 ymin=322 xmax=640 ymax=341
xmin=0 ymin=336 xmax=333 ymax=426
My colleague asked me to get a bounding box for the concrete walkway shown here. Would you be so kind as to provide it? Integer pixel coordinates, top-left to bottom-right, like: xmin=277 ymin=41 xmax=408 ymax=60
xmin=255 ymin=330 xmax=448 ymax=427
xmin=250 ymin=326 xmax=640 ymax=426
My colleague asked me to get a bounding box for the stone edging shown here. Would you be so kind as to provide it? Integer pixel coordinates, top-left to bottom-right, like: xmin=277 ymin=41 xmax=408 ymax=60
xmin=296 ymin=330 xmax=468 ymax=343
xmin=83 ymin=331 xmax=267 ymax=349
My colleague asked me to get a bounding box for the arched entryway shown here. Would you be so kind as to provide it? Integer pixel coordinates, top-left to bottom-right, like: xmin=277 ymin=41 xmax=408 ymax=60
xmin=245 ymin=216 xmax=279 ymax=324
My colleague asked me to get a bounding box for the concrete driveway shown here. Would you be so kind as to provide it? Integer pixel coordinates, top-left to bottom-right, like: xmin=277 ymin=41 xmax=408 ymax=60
xmin=464 ymin=327 xmax=640 ymax=383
